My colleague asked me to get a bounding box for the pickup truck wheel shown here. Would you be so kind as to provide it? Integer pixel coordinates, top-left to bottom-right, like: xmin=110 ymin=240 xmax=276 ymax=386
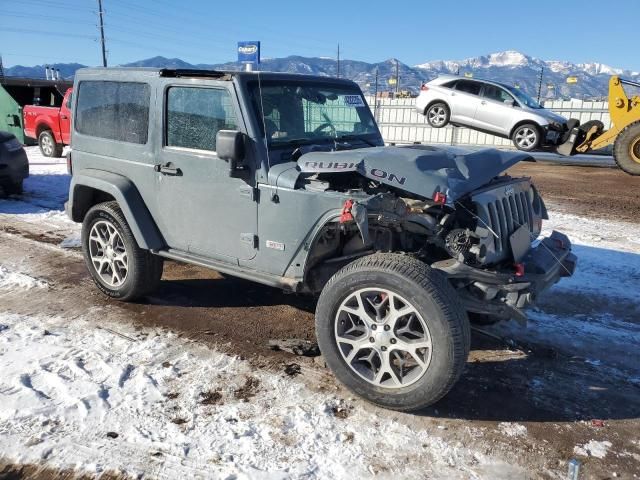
xmin=512 ymin=124 xmax=540 ymax=151
xmin=82 ymin=201 xmax=164 ymax=301
xmin=315 ymin=253 xmax=470 ymax=411
xmin=425 ymin=102 xmax=450 ymax=128
xmin=38 ymin=130 xmax=63 ymax=158
xmin=613 ymin=121 xmax=640 ymax=176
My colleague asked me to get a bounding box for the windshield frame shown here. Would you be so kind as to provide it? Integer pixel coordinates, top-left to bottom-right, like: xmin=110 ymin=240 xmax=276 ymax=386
xmin=246 ymin=79 xmax=382 ymax=148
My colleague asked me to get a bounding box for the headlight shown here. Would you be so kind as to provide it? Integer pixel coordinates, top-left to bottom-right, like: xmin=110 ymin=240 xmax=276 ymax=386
xmin=4 ymin=138 xmax=23 ymax=152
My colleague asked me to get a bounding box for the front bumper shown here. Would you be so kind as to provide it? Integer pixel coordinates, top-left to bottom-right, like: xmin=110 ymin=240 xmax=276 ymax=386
xmin=543 ymin=124 xmax=566 ymax=145
xmin=433 ymin=231 xmax=576 ymax=322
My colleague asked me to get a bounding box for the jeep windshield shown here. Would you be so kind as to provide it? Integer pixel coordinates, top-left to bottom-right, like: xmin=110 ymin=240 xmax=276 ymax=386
xmin=248 ymin=81 xmax=380 ymax=147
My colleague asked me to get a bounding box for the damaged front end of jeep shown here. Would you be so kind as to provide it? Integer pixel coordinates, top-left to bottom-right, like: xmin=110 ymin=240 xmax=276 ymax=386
xmin=297 ymin=145 xmax=577 ymax=323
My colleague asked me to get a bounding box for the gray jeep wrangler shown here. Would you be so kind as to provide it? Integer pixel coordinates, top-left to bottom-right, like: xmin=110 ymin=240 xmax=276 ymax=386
xmin=66 ymin=67 xmax=576 ymax=411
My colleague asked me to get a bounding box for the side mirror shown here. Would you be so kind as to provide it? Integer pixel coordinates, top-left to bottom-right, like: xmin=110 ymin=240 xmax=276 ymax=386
xmin=216 ymin=130 xmax=245 ymax=174
xmin=504 ymin=99 xmax=516 ymax=107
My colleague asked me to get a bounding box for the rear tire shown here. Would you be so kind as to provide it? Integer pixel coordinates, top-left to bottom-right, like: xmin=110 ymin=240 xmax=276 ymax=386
xmin=512 ymin=123 xmax=540 ymax=151
xmin=5 ymin=180 xmax=23 ymax=195
xmin=82 ymin=201 xmax=163 ymax=301
xmin=315 ymin=253 xmax=470 ymax=412
xmin=613 ymin=121 xmax=640 ymax=176
xmin=425 ymin=102 xmax=450 ymax=128
xmin=38 ymin=130 xmax=63 ymax=158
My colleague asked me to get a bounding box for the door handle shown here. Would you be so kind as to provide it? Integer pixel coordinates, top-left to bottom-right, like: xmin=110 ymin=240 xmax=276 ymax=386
xmin=154 ymin=163 xmax=182 ymax=176
xmin=60 ymin=115 xmax=68 ymax=119
xmin=451 ymin=92 xmax=456 ymax=96
xmin=480 ymin=101 xmax=487 ymax=105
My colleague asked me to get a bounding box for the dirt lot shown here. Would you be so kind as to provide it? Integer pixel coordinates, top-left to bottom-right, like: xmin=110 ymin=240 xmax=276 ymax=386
xmin=509 ymin=162 xmax=640 ymax=222
xmin=1 ymin=156 xmax=639 ymax=479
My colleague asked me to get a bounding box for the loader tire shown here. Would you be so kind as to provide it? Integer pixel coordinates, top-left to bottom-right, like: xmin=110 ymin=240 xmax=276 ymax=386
xmin=613 ymin=121 xmax=640 ymax=176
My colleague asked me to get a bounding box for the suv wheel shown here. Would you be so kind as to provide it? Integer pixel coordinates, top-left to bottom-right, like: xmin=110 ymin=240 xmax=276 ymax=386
xmin=82 ymin=201 xmax=163 ymax=301
xmin=425 ymin=102 xmax=450 ymax=128
xmin=613 ymin=120 xmax=640 ymax=176
xmin=38 ymin=130 xmax=63 ymax=158
xmin=315 ymin=253 xmax=470 ymax=411
xmin=512 ymin=124 xmax=540 ymax=151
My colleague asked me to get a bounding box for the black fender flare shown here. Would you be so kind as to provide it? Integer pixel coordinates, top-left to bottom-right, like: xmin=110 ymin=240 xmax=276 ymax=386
xmin=66 ymin=169 xmax=165 ymax=250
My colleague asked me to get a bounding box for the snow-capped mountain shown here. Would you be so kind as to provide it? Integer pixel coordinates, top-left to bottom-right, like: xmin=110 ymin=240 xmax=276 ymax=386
xmin=5 ymin=50 xmax=637 ymax=99
xmin=413 ymin=50 xmax=639 ymax=99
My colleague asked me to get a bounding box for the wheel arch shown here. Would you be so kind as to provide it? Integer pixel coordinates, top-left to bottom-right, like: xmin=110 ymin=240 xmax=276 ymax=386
xmin=509 ymin=120 xmax=543 ymax=139
xmin=423 ymin=99 xmax=450 ymax=116
xmin=68 ymin=170 xmax=165 ymax=250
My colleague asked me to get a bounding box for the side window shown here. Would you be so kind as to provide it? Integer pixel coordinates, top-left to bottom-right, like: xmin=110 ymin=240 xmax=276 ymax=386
xmin=166 ymin=87 xmax=237 ymax=152
xmin=75 ymin=81 xmax=150 ymax=144
xmin=442 ymin=80 xmax=458 ymax=89
xmin=483 ymin=85 xmax=514 ymax=103
xmin=455 ymin=80 xmax=481 ymax=96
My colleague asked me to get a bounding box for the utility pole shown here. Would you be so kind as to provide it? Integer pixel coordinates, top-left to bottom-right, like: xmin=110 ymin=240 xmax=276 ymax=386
xmin=336 ymin=43 xmax=340 ymax=78
xmin=395 ymin=59 xmax=399 ymax=93
xmin=536 ymin=65 xmax=544 ymax=103
xmin=373 ymin=67 xmax=379 ymax=120
xmin=97 ymin=0 xmax=107 ymax=67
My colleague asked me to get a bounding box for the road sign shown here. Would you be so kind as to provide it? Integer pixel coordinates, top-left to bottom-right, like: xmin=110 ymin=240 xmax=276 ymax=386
xmin=567 ymin=76 xmax=578 ymax=84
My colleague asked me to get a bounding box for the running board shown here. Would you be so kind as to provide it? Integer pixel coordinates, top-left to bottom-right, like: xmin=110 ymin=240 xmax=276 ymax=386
xmin=153 ymin=248 xmax=301 ymax=292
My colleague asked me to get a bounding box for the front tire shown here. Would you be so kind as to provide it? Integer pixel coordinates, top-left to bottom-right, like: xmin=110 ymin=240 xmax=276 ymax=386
xmin=315 ymin=253 xmax=470 ymax=411
xmin=38 ymin=130 xmax=63 ymax=158
xmin=512 ymin=124 xmax=540 ymax=151
xmin=613 ymin=121 xmax=640 ymax=176
xmin=425 ymin=102 xmax=450 ymax=128
xmin=82 ymin=201 xmax=163 ymax=301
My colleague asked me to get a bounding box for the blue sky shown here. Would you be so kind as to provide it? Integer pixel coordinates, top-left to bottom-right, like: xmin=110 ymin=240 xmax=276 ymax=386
xmin=2 ymin=0 xmax=639 ymax=71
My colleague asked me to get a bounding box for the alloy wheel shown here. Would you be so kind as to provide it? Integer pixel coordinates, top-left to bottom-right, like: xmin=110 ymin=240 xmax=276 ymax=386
xmin=515 ymin=127 xmax=537 ymax=149
xmin=88 ymin=220 xmax=129 ymax=287
xmin=334 ymin=288 xmax=433 ymax=389
xmin=428 ymin=106 xmax=447 ymax=127
xmin=41 ymin=135 xmax=53 ymax=156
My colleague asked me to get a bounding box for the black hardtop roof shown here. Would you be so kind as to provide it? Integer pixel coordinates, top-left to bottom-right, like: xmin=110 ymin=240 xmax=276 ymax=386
xmin=75 ymin=67 xmax=359 ymax=87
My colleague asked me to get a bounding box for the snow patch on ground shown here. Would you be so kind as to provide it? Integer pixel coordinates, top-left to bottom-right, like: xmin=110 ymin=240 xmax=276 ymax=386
xmin=0 ymin=266 xmax=48 ymax=290
xmin=0 ymin=311 xmax=519 ymax=479
xmin=573 ymin=440 xmax=612 ymax=459
xmin=498 ymin=423 xmax=527 ymax=438
xmin=0 ymin=147 xmax=74 ymax=228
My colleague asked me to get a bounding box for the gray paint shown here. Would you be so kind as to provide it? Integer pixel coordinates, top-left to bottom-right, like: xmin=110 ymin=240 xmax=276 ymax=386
xmin=298 ymin=145 xmax=533 ymax=203
xmin=66 ymin=67 xmax=547 ymax=290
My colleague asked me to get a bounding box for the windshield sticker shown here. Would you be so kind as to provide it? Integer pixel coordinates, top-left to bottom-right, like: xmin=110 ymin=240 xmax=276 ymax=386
xmin=343 ymin=95 xmax=365 ymax=108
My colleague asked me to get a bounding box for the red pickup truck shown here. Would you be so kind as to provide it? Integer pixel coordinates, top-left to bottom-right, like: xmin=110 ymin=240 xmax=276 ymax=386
xmin=23 ymin=88 xmax=72 ymax=158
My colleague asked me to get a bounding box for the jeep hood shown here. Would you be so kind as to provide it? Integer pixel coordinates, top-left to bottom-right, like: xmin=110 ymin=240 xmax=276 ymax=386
xmin=297 ymin=145 xmax=533 ymax=202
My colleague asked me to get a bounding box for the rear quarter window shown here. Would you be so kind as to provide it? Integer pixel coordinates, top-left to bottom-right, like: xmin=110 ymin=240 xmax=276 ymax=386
xmin=75 ymin=81 xmax=150 ymax=144
xmin=455 ymin=80 xmax=482 ymax=96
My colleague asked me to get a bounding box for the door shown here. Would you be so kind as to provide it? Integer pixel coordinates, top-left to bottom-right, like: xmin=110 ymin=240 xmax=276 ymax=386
xmin=449 ymin=80 xmax=483 ymax=125
xmin=59 ymin=89 xmax=72 ymax=144
xmin=474 ymin=84 xmax=518 ymax=136
xmin=154 ymin=84 xmax=257 ymax=262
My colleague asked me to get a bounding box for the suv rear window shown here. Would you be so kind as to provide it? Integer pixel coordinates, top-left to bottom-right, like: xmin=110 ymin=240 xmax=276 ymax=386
xmin=454 ymin=80 xmax=481 ymax=96
xmin=75 ymin=81 xmax=150 ymax=144
xmin=166 ymin=87 xmax=238 ymax=152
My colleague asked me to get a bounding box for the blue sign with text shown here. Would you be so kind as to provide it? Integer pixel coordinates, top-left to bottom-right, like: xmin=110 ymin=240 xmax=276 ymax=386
xmin=237 ymin=41 xmax=261 ymax=64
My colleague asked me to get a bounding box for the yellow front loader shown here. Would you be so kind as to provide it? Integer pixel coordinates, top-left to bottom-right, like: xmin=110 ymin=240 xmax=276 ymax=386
xmin=557 ymin=76 xmax=640 ymax=175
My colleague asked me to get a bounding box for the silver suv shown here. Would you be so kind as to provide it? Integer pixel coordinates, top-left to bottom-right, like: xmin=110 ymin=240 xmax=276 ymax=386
xmin=416 ymin=75 xmax=568 ymax=151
